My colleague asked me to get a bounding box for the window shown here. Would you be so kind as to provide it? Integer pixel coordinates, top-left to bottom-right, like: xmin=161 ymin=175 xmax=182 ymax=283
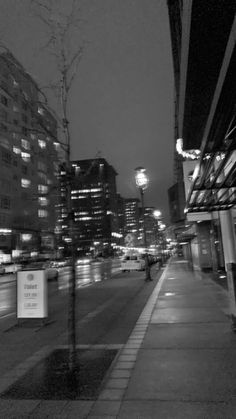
xmin=13 ymin=146 xmax=21 ymax=155
xmin=2 ymin=150 xmax=11 ymax=164
xmin=1 ymin=95 xmax=8 ymax=106
xmin=12 ymin=78 xmax=19 ymax=88
xmin=22 ymin=100 xmax=28 ymax=111
xmin=1 ymin=123 xmax=7 ymax=132
xmin=22 ymin=126 xmax=28 ymax=136
xmin=38 ymin=197 xmax=48 ymax=206
xmin=38 ymin=139 xmax=46 ymax=149
xmin=21 ymin=178 xmax=31 ymax=188
xmin=21 ymin=152 xmax=31 ymax=163
xmin=38 ymin=172 xmax=47 ymax=182
xmin=13 ymin=105 xmax=19 ymax=112
xmin=22 ymin=165 xmax=27 ymax=175
xmin=38 ymin=161 xmax=46 ymax=172
xmin=0 ymin=109 xmax=7 ymax=121
xmin=38 ymin=209 xmax=48 ymax=218
xmin=21 ymin=139 xmax=30 ymax=150
xmin=38 ymin=184 xmax=48 ymax=194
xmin=38 ymin=106 xmax=44 ymax=115
xmin=1 ymin=196 xmax=11 ymax=209
xmin=22 ymin=114 xmax=28 ymax=124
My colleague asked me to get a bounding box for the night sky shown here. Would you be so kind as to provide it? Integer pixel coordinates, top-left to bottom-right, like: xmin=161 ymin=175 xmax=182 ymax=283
xmin=0 ymin=0 xmax=174 ymax=222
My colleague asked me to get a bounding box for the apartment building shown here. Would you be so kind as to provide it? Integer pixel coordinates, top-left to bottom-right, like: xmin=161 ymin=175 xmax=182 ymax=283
xmin=0 ymin=51 xmax=60 ymax=259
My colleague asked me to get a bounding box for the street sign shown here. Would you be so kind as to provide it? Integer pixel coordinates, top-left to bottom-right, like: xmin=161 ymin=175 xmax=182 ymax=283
xmin=125 ymin=233 xmax=134 ymax=246
xmin=17 ymin=270 xmax=48 ymax=318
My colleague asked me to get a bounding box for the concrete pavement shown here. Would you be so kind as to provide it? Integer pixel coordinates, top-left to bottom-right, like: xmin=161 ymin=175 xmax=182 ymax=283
xmin=0 ymin=258 xmax=236 ymax=418
xmin=89 ymin=258 xmax=236 ymax=419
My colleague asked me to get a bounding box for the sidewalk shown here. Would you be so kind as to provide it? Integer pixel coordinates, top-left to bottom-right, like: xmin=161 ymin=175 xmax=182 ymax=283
xmin=89 ymin=258 xmax=236 ymax=419
xmin=0 ymin=258 xmax=236 ymax=418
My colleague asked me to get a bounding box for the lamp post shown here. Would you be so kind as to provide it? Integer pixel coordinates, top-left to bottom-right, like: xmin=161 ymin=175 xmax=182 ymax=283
xmin=135 ymin=167 xmax=152 ymax=281
xmin=153 ymin=209 xmax=162 ymax=266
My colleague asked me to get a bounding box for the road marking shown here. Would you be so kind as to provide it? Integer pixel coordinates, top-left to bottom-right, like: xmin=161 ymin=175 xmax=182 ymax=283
xmin=0 ymin=312 xmax=15 ymax=319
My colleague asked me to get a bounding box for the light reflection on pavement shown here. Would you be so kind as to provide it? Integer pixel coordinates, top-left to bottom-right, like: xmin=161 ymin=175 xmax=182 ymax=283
xmin=58 ymin=259 xmax=121 ymax=290
xmin=0 ymin=259 xmax=122 ymax=319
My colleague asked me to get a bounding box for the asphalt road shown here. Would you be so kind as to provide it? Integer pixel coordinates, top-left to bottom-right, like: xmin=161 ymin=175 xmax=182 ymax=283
xmin=0 ymin=259 xmax=162 ymax=376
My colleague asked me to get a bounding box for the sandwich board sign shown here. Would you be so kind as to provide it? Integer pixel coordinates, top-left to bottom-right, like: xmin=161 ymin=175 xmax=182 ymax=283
xmin=17 ymin=270 xmax=48 ymax=318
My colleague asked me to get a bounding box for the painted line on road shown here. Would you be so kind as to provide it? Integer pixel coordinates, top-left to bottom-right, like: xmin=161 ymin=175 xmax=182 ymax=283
xmin=0 ymin=312 xmax=15 ymax=320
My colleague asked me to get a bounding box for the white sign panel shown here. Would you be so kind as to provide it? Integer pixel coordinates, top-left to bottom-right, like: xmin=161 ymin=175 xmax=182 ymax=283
xmin=17 ymin=270 xmax=48 ymax=318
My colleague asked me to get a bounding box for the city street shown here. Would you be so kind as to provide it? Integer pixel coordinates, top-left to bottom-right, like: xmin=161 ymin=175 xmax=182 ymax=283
xmin=0 ymin=258 xmax=121 ymax=321
xmin=0 ymin=261 xmax=161 ymax=376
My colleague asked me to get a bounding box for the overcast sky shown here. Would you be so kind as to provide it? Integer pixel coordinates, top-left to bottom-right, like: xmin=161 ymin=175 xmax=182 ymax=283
xmin=0 ymin=0 xmax=174 ymax=222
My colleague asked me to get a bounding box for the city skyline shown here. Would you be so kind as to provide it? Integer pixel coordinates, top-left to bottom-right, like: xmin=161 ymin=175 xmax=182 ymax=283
xmin=0 ymin=0 xmax=174 ymax=221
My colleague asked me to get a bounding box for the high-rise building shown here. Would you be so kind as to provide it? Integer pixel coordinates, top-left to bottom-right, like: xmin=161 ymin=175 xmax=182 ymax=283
xmin=0 ymin=51 xmax=60 ymax=259
xmin=144 ymin=206 xmax=156 ymax=247
xmin=116 ymin=193 xmax=125 ymax=242
xmin=123 ymin=198 xmax=140 ymax=245
xmin=58 ymin=158 xmax=119 ymax=256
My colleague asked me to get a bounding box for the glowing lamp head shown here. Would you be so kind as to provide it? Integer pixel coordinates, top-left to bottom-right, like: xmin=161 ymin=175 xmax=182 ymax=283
xmin=153 ymin=209 xmax=162 ymax=219
xmin=135 ymin=167 xmax=149 ymax=190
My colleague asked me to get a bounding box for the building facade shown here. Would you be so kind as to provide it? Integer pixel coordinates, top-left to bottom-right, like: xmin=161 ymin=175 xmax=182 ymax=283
xmin=0 ymin=51 xmax=60 ymax=260
xmin=58 ymin=158 xmax=119 ymax=256
xmin=167 ymin=0 xmax=236 ymax=271
xmin=123 ymin=198 xmax=140 ymax=246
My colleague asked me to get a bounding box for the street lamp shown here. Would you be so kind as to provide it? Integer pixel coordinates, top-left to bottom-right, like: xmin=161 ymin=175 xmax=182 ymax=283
xmin=135 ymin=167 xmax=152 ymax=281
xmin=153 ymin=209 xmax=163 ymax=265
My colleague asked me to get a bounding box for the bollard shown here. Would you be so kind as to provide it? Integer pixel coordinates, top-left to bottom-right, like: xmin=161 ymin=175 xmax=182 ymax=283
xmin=226 ymin=263 xmax=236 ymax=332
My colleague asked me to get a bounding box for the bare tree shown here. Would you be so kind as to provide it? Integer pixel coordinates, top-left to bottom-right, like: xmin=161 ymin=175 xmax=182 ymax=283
xmin=29 ymin=0 xmax=85 ymax=373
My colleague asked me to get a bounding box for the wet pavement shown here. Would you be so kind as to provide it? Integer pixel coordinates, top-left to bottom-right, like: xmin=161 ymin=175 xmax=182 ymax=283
xmin=0 ymin=258 xmax=235 ymax=418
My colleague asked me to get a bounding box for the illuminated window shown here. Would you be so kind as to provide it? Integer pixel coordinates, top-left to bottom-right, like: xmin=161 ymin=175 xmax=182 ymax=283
xmin=38 ymin=209 xmax=48 ymax=218
xmin=38 ymin=197 xmax=48 ymax=206
xmin=53 ymin=142 xmax=60 ymax=151
xmin=21 ymin=139 xmax=30 ymax=150
xmin=38 ymin=139 xmax=46 ymax=149
xmin=38 ymin=184 xmax=48 ymax=194
xmin=37 ymin=107 xmax=44 ymax=115
xmin=13 ymin=146 xmax=21 ymax=154
xmin=21 ymin=152 xmax=31 ymax=162
xmin=21 ymin=178 xmax=31 ymax=188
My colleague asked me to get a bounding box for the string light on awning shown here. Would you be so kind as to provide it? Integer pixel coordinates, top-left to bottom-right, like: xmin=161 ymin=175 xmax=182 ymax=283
xmin=176 ymin=138 xmax=201 ymax=160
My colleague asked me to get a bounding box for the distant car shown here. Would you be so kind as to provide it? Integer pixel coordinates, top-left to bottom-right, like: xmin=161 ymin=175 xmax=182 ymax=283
xmin=76 ymin=257 xmax=92 ymax=265
xmin=121 ymin=254 xmax=145 ymax=272
xmin=21 ymin=260 xmax=59 ymax=280
xmin=0 ymin=262 xmax=22 ymax=274
xmin=0 ymin=264 xmax=5 ymax=275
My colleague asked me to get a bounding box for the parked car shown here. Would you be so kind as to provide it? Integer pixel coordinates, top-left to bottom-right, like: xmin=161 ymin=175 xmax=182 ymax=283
xmin=121 ymin=254 xmax=145 ymax=272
